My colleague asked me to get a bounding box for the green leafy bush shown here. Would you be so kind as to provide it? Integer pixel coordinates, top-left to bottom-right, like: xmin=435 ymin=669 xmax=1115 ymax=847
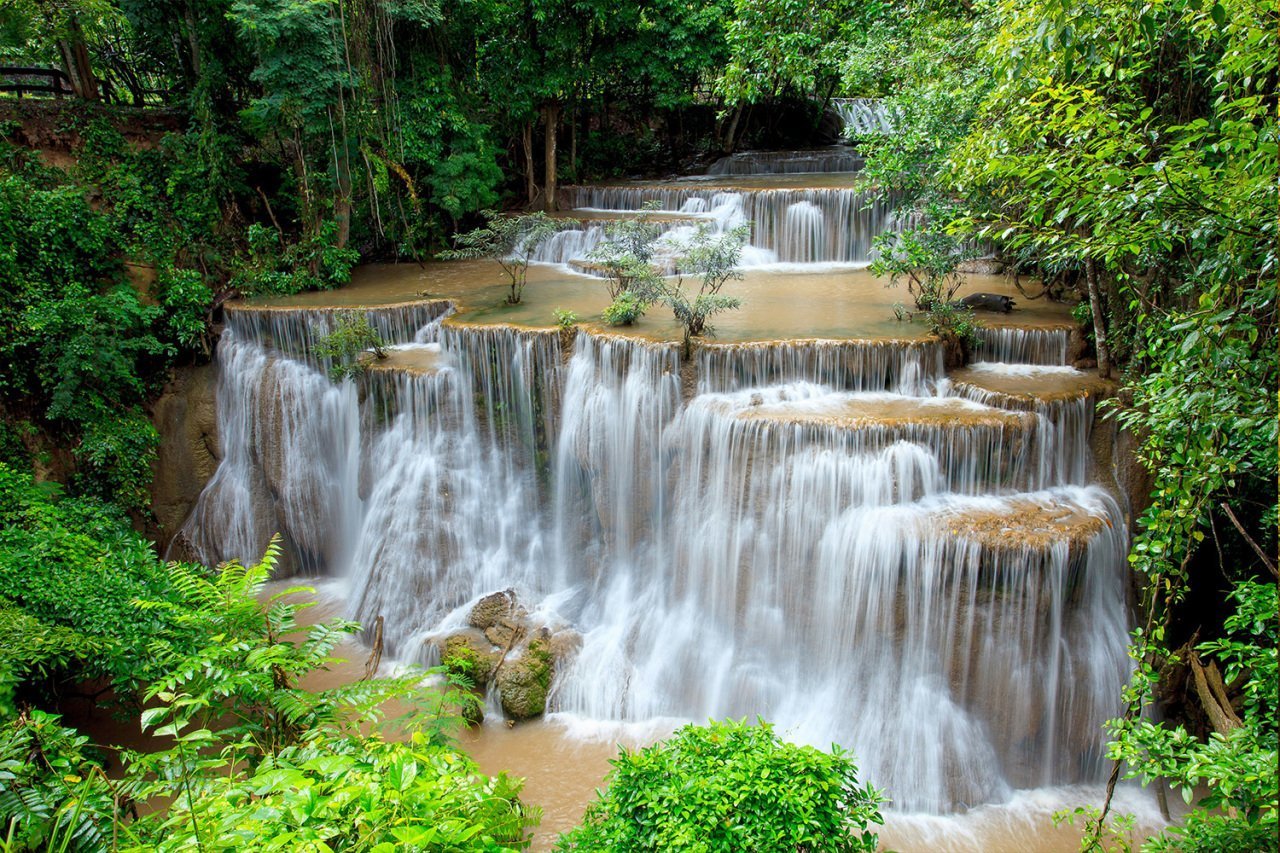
xmin=128 ymin=732 xmax=537 ymax=852
xmin=231 ymin=221 xmax=360 ymax=297
xmin=556 ymin=719 xmax=883 ymax=852
xmin=313 ymin=312 xmax=388 ymax=381
xmin=602 ymin=290 xmax=651 ymax=326
xmin=869 ymin=225 xmax=977 ymax=312
xmin=0 ymin=464 xmax=177 ymax=699
xmin=0 ymin=709 xmax=123 ymax=853
xmin=1 ymin=543 xmax=541 ymax=852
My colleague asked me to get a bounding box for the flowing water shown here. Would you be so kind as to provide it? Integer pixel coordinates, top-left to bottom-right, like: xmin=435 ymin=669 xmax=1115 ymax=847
xmin=833 ymin=97 xmax=894 ymax=136
xmin=170 ymin=140 xmax=1162 ymax=845
xmin=552 ymin=181 xmax=902 ymax=265
xmin=706 ymin=147 xmax=864 ymax=176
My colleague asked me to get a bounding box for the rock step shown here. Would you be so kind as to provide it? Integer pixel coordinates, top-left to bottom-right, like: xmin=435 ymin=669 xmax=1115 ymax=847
xmin=674 ymin=387 xmax=1062 ymax=495
xmin=936 ymin=491 xmax=1112 ymax=553
xmin=945 ymin=364 xmax=1108 ymax=405
xmin=225 ymin=300 xmax=453 ymax=355
xmin=367 ymin=343 xmax=447 ymax=375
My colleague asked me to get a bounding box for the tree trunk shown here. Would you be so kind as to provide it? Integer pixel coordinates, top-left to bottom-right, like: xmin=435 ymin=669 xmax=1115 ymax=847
xmin=568 ymin=101 xmax=577 ymax=184
xmin=522 ymin=120 xmax=537 ymax=205
xmin=332 ymin=101 xmax=353 ymax=249
xmin=1085 ymin=258 xmax=1112 ymax=378
xmin=183 ymin=3 xmax=203 ymax=76
xmin=57 ymin=16 xmax=98 ymax=101
xmin=722 ymin=103 xmax=744 ymax=155
xmin=543 ymin=102 xmax=560 ymax=212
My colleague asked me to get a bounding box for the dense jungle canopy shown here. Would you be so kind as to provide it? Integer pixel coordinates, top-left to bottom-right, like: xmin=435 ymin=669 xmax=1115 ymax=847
xmin=0 ymin=0 xmax=1274 ymax=850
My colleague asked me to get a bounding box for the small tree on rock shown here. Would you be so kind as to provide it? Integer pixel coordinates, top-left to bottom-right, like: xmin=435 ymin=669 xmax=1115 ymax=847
xmin=663 ymin=224 xmax=748 ymax=352
xmin=314 ymin=311 xmax=387 ymax=381
xmin=588 ymin=202 xmax=667 ymax=325
xmin=438 ymin=210 xmax=558 ymax=304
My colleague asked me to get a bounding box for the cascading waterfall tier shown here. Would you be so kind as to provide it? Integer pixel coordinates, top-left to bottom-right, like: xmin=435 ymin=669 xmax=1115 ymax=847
xmin=697 ymin=338 xmax=944 ymax=395
xmin=941 ymin=363 xmax=1110 ymax=487
xmin=975 ymin=326 xmax=1071 ymax=365
xmin=225 ymin=301 xmax=454 ymax=358
xmin=560 ymin=184 xmax=901 ymax=264
xmin=184 ymin=306 xmax=1131 ymax=817
xmin=706 ymin=148 xmax=864 ymax=176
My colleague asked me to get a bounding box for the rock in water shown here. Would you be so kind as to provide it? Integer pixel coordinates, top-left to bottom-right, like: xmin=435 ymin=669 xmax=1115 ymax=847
xmin=955 ymin=292 xmax=1015 ymax=313
xmin=435 ymin=628 xmax=502 ymax=687
xmin=495 ymin=638 xmax=555 ymax=720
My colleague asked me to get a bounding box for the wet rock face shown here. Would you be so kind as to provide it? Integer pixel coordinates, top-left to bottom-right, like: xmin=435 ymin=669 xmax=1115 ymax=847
xmin=431 ymin=590 xmax=581 ymax=722
xmin=150 ymin=364 xmax=220 ymax=551
xmin=468 ymin=589 xmax=516 ymax=630
xmin=438 ymin=628 xmax=503 ymax=687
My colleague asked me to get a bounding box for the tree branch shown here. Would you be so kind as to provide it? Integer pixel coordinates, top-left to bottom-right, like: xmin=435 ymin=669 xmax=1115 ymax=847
xmin=1220 ymin=501 xmax=1278 ymax=578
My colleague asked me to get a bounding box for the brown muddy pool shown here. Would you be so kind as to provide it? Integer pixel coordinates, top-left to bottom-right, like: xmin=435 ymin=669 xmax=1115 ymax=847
xmin=243 ymin=260 xmax=1076 ymax=346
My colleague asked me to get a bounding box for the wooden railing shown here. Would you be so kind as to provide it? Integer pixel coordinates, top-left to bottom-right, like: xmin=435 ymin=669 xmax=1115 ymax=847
xmin=0 ymin=67 xmax=77 ymax=98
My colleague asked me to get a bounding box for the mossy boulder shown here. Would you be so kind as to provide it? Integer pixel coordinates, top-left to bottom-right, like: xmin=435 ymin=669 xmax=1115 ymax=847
xmin=437 ymin=628 xmax=502 ymax=688
xmin=495 ymin=638 xmax=555 ymax=721
xmin=468 ymin=589 xmax=516 ymax=630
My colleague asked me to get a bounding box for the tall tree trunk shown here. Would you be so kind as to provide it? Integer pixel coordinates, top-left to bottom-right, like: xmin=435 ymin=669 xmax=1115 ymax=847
xmin=57 ymin=16 xmax=98 ymax=101
xmin=568 ymin=100 xmax=577 ymax=184
xmin=722 ymin=103 xmax=744 ymax=155
xmin=522 ymin=120 xmax=537 ymax=205
xmin=543 ymin=102 xmax=560 ymax=212
xmin=183 ymin=4 xmax=203 ymax=76
xmin=1085 ymin=258 xmax=1112 ymax=378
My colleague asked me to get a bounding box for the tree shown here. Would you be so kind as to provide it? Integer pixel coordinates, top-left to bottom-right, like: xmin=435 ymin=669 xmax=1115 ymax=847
xmin=313 ymin=311 xmax=388 ymax=381
xmin=587 ymin=202 xmax=667 ymax=325
xmin=662 ymin=224 xmax=748 ymax=352
xmin=556 ymin=719 xmax=883 ymax=852
xmin=438 ymin=210 xmax=559 ymax=304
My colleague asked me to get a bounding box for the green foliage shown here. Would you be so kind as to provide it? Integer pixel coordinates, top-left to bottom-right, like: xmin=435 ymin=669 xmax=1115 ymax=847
xmin=662 ymin=225 xmax=747 ymax=351
xmin=1106 ymin=580 xmax=1278 ymax=853
xmin=601 ymin=291 xmax=651 ymax=327
xmin=0 ymin=464 xmax=177 ymax=700
xmin=154 ymin=267 xmax=214 ymax=354
xmin=0 ymin=158 xmax=204 ymax=509
xmin=399 ymin=75 xmax=504 ymax=228
xmin=313 ymin=312 xmax=388 ymax=381
xmin=0 ymin=544 xmax=540 ymax=851
xmin=718 ymin=0 xmax=876 ymax=107
xmin=870 ymin=224 xmax=977 ymax=311
xmin=439 ymin=211 xmax=559 ymax=305
xmin=231 ymin=221 xmax=360 ymax=297
xmin=0 ymin=709 xmax=123 ymax=853
xmin=127 ymin=731 xmax=537 ymax=852
xmin=556 ymin=719 xmax=883 ymax=852
xmin=553 ymin=309 xmax=579 ymax=330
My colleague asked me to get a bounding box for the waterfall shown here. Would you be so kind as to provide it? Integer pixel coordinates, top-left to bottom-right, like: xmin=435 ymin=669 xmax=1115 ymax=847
xmin=547 ymin=335 xmax=1129 ymax=813
xmin=834 ymin=98 xmax=894 ymax=135
xmin=560 ymin=184 xmax=901 ymax=265
xmin=706 ymin=148 xmax=864 ymax=176
xmin=186 ymin=307 xmax=1132 ymax=816
xmin=975 ymin=327 xmax=1071 ymax=365
xmin=696 ymin=339 xmax=943 ymax=394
